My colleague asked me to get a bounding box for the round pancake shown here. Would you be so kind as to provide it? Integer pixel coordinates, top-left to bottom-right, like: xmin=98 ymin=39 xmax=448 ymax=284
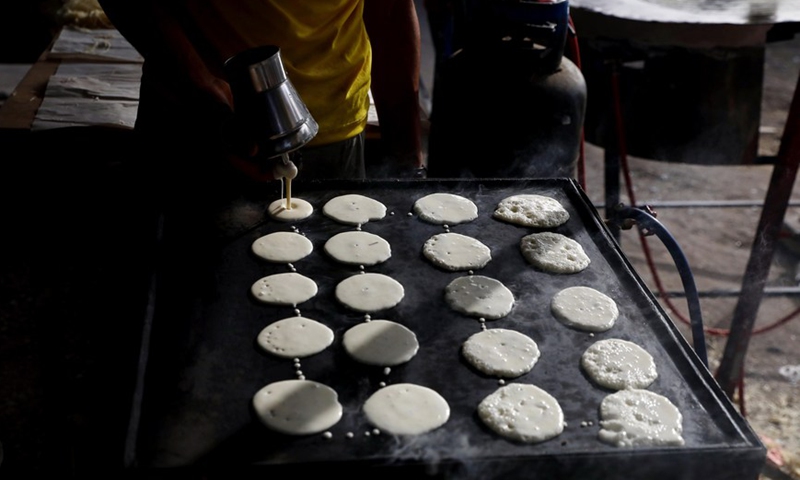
xmin=598 ymin=389 xmax=685 ymax=447
xmin=252 ymin=231 xmax=313 ymax=263
xmin=324 ymin=231 xmax=391 ymax=266
xmin=268 ymin=197 xmax=313 ymax=221
xmin=478 ymin=383 xmax=564 ymax=443
xmin=256 ymin=316 xmax=334 ymax=358
xmin=251 ymin=272 xmax=318 ymax=306
xmin=445 ymin=275 xmax=514 ymax=320
xmin=551 ymin=286 xmax=618 ymax=332
xmin=335 ymin=273 xmax=405 ymax=312
xmin=493 ymin=194 xmax=569 ymax=228
xmin=322 ymin=194 xmax=386 ymax=225
xmin=520 ymin=232 xmax=590 ymax=274
xmin=413 ymin=193 xmax=478 ymax=225
xmin=363 ymin=383 xmax=450 ymax=435
xmin=252 ymin=379 xmax=343 ymax=435
xmin=343 ymin=320 xmax=419 ymax=366
xmin=422 ymin=232 xmax=492 ymax=271
xmin=461 ymin=328 xmax=540 ymax=377
xmin=581 ymin=338 xmax=658 ymax=390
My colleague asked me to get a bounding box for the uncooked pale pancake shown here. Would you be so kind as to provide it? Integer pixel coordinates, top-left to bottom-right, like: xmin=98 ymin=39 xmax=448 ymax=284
xmin=335 ymin=273 xmax=405 ymax=312
xmin=252 ymin=231 xmax=313 ymax=263
xmin=520 ymin=232 xmax=590 ymax=274
xmin=478 ymin=383 xmax=564 ymax=443
xmin=324 ymin=231 xmax=391 ymax=266
xmin=422 ymin=232 xmax=492 ymax=271
xmin=268 ymin=198 xmax=314 ymax=222
xmin=363 ymin=383 xmax=450 ymax=435
xmin=462 ymin=329 xmax=540 ymax=378
xmin=581 ymin=338 xmax=658 ymax=390
xmin=493 ymin=194 xmax=570 ymax=228
xmin=251 ymin=272 xmax=318 ymax=306
xmin=413 ymin=193 xmax=478 ymax=225
xmin=445 ymin=275 xmax=514 ymax=320
xmin=252 ymin=379 xmax=343 ymax=435
xmin=256 ymin=316 xmax=334 ymax=358
xmin=322 ymin=194 xmax=386 ymax=225
xmin=598 ymin=389 xmax=685 ymax=447
xmin=343 ymin=320 xmax=419 ymax=366
xmin=551 ymin=286 xmax=618 ymax=332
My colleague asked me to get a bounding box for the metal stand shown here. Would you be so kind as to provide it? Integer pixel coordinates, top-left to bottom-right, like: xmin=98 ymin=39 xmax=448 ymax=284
xmin=598 ymin=43 xmax=800 ymax=400
xmin=715 ymin=69 xmax=800 ymax=397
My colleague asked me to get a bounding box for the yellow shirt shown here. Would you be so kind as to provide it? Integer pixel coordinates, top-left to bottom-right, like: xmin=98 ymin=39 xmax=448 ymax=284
xmin=185 ymin=1 xmax=372 ymax=146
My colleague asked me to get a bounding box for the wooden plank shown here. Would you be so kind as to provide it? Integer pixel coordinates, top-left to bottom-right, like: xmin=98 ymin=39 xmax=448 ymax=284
xmin=0 ymin=33 xmax=61 ymax=132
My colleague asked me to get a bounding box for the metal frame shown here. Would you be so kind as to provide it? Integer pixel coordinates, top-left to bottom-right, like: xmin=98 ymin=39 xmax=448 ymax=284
xmin=603 ymin=63 xmax=800 ymax=398
xmin=715 ymin=69 xmax=800 ymax=397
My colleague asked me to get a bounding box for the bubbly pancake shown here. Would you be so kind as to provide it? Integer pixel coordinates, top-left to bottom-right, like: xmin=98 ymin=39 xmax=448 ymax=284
xmin=493 ymin=194 xmax=569 ymax=228
xmin=422 ymin=232 xmax=492 ymax=271
xmin=478 ymin=383 xmax=565 ymax=443
xmin=322 ymin=194 xmax=386 ymax=225
xmin=461 ymin=328 xmax=540 ymax=377
xmin=445 ymin=275 xmax=514 ymax=320
xmin=343 ymin=320 xmax=419 ymax=366
xmin=520 ymin=232 xmax=590 ymax=274
xmin=250 ymin=272 xmax=318 ymax=306
xmin=324 ymin=231 xmax=392 ymax=266
xmin=413 ymin=193 xmax=478 ymax=225
xmin=581 ymin=338 xmax=658 ymax=390
xmin=598 ymin=389 xmax=685 ymax=447
xmin=363 ymin=383 xmax=450 ymax=435
xmin=252 ymin=231 xmax=313 ymax=263
xmin=335 ymin=273 xmax=405 ymax=312
xmin=551 ymin=286 xmax=618 ymax=332
xmin=252 ymin=379 xmax=343 ymax=435
xmin=256 ymin=316 xmax=334 ymax=358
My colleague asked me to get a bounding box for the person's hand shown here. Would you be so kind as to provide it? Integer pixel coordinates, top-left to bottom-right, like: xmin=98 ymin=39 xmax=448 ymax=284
xmin=219 ymin=114 xmax=282 ymax=183
xmin=225 ymin=154 xmax=276 ymax=183
xmin=226 ymin=153 xmax=300 ymax=183
xmin=219 ymin=112 xmax=259 ymax=159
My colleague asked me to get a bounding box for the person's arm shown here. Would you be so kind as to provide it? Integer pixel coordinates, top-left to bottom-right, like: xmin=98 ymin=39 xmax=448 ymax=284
xmin=99 ymin=1 xmax=270 ymax=179
xmin=363 ymin=0 xmax=423 ymax=173
xmin=99 ymin=1 xmax=233 ymax=115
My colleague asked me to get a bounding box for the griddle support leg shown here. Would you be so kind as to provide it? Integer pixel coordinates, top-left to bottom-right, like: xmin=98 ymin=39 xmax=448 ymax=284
xmin=605 ymin=146 xmax=622 ymax=241
xmin=716 ymin=69 xmax=800 ymax=398
xmin=604 ymin=61 xmax=623 ymax=241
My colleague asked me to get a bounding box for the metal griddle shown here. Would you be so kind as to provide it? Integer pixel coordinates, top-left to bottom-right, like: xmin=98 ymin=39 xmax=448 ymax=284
xmin=126 ymin=178 xmax=764 ymax=479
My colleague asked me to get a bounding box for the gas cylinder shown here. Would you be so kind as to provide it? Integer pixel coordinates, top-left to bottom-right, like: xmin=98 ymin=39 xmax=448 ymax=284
xmin=425 ymin=0 xmax=586 ymax=179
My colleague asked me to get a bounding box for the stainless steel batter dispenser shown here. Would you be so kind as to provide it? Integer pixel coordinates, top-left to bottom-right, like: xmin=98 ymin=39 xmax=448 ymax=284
xmin=224 ymin=45 xmax=318 ymax=158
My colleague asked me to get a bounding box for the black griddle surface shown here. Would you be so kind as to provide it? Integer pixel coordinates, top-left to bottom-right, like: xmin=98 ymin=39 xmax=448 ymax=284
xmin=127 ymin=178 xmax=764 ymax=479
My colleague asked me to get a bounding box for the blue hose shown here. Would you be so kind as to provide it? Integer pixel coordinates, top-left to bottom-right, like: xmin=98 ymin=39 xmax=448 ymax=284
xmin=615 ymin=205 xmax=709 ymax=368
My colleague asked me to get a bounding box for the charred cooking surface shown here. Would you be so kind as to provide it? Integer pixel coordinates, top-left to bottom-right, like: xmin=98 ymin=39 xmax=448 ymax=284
xmin=129 ymin=179 xmax=763 ymax=479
